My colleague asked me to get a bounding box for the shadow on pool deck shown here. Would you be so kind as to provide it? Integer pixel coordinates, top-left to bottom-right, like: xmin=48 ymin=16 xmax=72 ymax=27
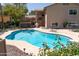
xmin=6 ymin=45 xmax=33 ymax=56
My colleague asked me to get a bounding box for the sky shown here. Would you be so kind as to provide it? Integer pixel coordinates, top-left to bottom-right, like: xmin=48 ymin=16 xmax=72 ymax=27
xmin=27 ymin=3 xmax=52 ymax=12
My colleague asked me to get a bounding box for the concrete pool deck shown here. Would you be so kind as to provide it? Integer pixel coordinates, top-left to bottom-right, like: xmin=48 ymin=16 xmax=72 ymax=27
xmin=0 ymin=28 xmax=79 ymax=56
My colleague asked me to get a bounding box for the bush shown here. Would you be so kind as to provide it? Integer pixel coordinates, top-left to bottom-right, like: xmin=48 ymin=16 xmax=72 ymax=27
xmin=72 ymin=29 xmax=79 ymax=32
xmin=12 ymin=19 xmax=20 ymax=27
xmin=63 ymin=21 xmax=69 ymax=28
xmin=39 ymin=42 xmax=79 ymax=56
xmin=14 ymin=20 xmax=20 ymax=26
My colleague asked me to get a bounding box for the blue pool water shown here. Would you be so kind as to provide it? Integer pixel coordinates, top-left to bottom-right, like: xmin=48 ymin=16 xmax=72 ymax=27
xmin=6 ymin=30 xmax=71 ymax=48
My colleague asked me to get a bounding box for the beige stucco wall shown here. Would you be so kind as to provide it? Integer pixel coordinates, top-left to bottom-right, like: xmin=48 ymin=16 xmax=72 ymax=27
xmin=45 ymin=4 xmax=79 ymax=28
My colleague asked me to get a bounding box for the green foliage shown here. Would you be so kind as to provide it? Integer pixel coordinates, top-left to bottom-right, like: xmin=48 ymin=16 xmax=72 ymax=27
xmin=72 ymin=29 xmax=79 ymax=32
xmin=39 ymin=42 xmax=50 ymax=56
xmin=3 ymin=3 xmax=28 ymax=26
xmin=39 ymin=42 xmax=79 ymax=56
xmin=42 ymin=42 xmax=50 ymax=49
xmin=14 ymin=19 xmax=20 ymax=26
xmin=3 ymin=4 xmax=28 ymax=18
xmin=3 ymin=4 xmax=15 ymax=16
xmin=29 ymin=11 xmax=36 ymax=15
xmin=63 ymin=21 xmax=69 ymax=28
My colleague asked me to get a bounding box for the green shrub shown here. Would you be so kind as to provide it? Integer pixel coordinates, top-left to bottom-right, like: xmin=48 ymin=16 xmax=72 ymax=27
xmin=39 ymin=42 xmax=79 ymax=56
xmin=72 ymin=29 xmax=79 ymax=32
xmin=63 ymin=21 xmax=69 ymax=28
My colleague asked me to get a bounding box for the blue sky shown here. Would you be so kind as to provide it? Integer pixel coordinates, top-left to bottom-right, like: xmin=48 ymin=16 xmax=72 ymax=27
xmin=27 ymin=3 xmax=52 ymax=12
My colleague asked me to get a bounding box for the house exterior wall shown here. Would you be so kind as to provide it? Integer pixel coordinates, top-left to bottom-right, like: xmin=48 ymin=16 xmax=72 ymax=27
xmin=35 ymin=10 xmax=45 ymax=26
xmin=45 ymin=4 xmax=79 ymax=28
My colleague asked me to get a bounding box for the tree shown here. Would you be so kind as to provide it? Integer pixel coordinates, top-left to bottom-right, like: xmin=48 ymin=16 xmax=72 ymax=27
xmin=29 ymin=10 xmax=36 ymax=15
xmin=3 ymin=3 xmax=28 ymax=26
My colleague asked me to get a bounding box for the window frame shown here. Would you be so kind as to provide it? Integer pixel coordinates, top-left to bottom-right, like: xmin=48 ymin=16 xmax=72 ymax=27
xmin=68 ymin=9 xmax=78 ymax=15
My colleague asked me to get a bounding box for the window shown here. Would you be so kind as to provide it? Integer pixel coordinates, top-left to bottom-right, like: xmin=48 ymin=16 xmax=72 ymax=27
xmin=69 ymin=9 xmax=77 ymax=15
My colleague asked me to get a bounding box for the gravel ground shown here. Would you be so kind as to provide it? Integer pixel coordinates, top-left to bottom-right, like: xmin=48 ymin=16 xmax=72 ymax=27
xmin=6 ymin=45 xmax=33 ymax=56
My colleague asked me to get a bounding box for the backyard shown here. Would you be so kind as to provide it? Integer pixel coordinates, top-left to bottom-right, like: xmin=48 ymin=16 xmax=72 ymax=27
xmin=0 ymin=3 xmax=79 ymax=56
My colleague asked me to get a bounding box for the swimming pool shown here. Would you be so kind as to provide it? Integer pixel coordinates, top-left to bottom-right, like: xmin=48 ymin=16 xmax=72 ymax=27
xmin=5 ymin=30 xmax=71 ymax=48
